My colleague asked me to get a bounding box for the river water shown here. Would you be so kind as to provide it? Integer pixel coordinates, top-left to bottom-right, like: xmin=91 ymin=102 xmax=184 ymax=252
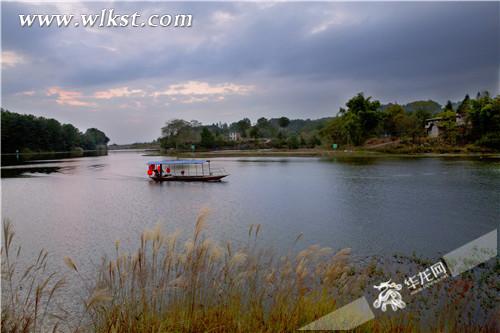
xmin=2 ymin=151 xmax=499 ymax=326
xmin=2 ymin=151 xmax=499 ymax=262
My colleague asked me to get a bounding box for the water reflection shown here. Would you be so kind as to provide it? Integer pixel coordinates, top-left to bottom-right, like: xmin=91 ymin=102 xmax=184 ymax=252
xmin=1 ymin=150 xmax=107 ymax=167
xmin=1 ymin=166 xmax=63 ymax=178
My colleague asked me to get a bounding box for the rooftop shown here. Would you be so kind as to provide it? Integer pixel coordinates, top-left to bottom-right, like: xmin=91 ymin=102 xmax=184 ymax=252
xmin=147 ymin=160 xmax=209 ymax=165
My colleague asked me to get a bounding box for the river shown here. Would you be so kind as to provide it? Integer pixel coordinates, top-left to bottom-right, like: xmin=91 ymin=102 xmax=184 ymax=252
xmin=1 ymin=151 xmax=499 ymax=288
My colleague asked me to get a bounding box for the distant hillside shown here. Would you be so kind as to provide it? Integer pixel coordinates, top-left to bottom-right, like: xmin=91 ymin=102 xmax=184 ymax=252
xmin=403 ymin=100 xmax=442 ymax=114
xmin=381 ymin=100 xmax=442 ymax=114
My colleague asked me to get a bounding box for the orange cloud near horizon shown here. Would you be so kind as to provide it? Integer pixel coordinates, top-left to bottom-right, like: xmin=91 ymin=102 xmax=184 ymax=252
xmin=46 ymin=87 xmax=96 ymax=107
xmin=94 ymin=87 xmax=145 ymax=99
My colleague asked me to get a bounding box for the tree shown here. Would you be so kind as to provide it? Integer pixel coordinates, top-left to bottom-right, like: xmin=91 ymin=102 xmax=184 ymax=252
xmin=342 ymin=112 xmax=363 ymax=145
xmin=308 ymin=135 xmax=321 ymax=148
xmin=161 ymin=119 xmax=196 ymax=149
xmin=82 ymin=128 xmax=110 ymax=150
xmin=382 ymin=104 xmax=406 ymax=137
xmin=234 ymin=118 xmax=251 ymax=138
xmin=200 ymin=127 xmax=215 ymax=148
xmin=320 ymin=93 xmax=381 ymax=146
xmin=468 ymin=93 xmax=500 ymax=148
xmin=444 ymin=100 xmax=454 ymax=112
xmin=0 ymin=109 xmax=108 ymax=153
xmin=437 ymin=110 xmax=459 ymax=145
xmin=256 ymin=117 xmax=268 ymax=127
xmin=287 ymin=134 xmax=299 ymax=149
xmin=249 ymin=126 xmax=260 ymax=139
xmin=162 ymin=119 xmax=190 ymax=138
xmin=457 ymin=94 xmax=470 ymax=116
xmin=345 ymin=93 xmax=382 ymax=136
xmin=255 ymin=117 xmax=276 ymax=138
xmin=278 ymin=117 xmax=290 ymax=128
xmin=61 ymin=124 xmax=81 ymax=150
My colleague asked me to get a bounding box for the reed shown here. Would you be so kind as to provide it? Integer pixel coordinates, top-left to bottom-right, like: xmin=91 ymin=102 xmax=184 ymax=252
xmin=1 ymin=219 xmax=66 ymax=332
xmin=82 ymin=210 xmax=360 ymax=332
xmin=2 ymin=214 xmax=498 ymax=332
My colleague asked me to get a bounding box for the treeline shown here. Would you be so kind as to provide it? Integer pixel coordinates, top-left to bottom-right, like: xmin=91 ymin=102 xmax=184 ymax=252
xmin=160 ymin=117 xmax=326 ymax=150
xmin=321 ymin=91 xmax=500 ymax=149
xmin=159 ymin=91 xmax=500 ymax=151
xmin=1 ymin=109 xmax=110 ymax=153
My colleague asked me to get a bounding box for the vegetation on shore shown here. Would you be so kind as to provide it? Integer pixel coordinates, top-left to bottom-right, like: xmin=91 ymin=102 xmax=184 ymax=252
xmin=158 ymin=92 xmax=500 ymax=154
xmin=2 ymin=214 xmax=498 ymax=332
xmin=3 ymin=91 xmax=498 ymax=157
xmin=1 ymin=109 xmax=109 ymax=154
xmin=321 ymin=92 xmax=500 ymax=151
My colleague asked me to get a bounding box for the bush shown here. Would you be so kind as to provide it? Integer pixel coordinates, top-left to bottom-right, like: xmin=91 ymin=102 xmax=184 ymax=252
xmin=476 ymin=133 xmax=500 ymax=150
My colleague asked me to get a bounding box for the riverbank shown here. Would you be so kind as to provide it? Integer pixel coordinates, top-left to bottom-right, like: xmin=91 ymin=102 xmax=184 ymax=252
xmin=169 ymin=148 xmax=500 ymax=159
xmin=1 ymin=149 xmax=108 ymax=166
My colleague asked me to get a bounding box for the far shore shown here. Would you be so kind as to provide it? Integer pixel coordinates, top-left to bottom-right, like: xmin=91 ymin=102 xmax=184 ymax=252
xmin=143 ymin=148 xmax=500 ymax=159
xmin=3 ymin=147 xmax=499 ymax=160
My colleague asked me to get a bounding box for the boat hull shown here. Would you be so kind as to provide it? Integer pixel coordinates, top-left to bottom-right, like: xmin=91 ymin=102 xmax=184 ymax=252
xmin=151 ymin=174 xmax=228 ymax=182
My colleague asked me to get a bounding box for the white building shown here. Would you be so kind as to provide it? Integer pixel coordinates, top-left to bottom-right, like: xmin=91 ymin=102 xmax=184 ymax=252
xmin=228 ymin=132 xmax=241 ymax=141
xmin=424 ymin=113 xmax=465 ymax=138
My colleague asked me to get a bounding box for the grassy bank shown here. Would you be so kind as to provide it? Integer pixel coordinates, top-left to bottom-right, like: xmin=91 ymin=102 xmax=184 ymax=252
xmin=2 ymin=213 xmax=498 ymax=332
xmin=170 ymin=148 xmax=500 ymax=159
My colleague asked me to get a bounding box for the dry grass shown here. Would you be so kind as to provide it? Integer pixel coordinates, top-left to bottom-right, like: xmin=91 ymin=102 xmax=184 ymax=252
xmin=2 ymin=213 xmax=498 ymax=333
xmin=83 ymin=209 xmax=360 ymax=332
xmin=1 ymin=219 xmax=66 ymax=333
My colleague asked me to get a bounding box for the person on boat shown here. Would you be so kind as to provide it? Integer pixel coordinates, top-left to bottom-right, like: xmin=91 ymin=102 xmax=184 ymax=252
xmin=158 ymin=164 xmax=163 ymax=177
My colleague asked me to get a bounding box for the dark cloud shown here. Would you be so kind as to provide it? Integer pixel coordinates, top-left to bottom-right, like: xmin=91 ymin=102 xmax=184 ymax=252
xmin=2 ymin=2 xmax=499 ymax=143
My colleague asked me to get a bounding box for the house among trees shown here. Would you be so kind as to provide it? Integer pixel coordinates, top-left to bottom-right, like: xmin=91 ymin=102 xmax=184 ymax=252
xmin=228 ymin=132 xmax=241 ymax=141
xmin=425 ymin=113 xmax=465 ymax=138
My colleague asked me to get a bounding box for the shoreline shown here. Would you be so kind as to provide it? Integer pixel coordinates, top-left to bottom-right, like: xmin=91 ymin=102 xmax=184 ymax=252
xmin=149 ymin=149 xmax=500 ymax=159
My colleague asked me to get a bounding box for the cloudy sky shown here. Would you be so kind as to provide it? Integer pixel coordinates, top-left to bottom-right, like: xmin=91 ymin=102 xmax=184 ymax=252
xmin=2 ymin=2 xmax=499 ymax=143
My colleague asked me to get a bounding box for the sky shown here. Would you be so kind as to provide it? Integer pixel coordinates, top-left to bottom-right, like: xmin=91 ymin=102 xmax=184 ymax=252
xmin=1 ymin=2 xmax=499 ymax=144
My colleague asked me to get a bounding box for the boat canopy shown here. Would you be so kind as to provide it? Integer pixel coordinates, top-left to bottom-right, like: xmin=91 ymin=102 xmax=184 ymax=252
xmin=147 ymin=160 xmax=208 ymax=166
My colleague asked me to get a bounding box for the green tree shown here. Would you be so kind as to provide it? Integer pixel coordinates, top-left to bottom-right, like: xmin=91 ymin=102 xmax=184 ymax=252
xmin=234 ymin=118 xmax=251 ymax=138
xmin=342 ymin=112 xmax=363 ymax=145
xmin=278 ymin=117 xmax=290 ymax=128
xmin=161 ymin=119 xmax=196 ymax=149
xmin=437 ymin=111 xmax=458 ymax=145
xmin=468 ymin=93 xmax=500 ymax=148
xmin=444 ymin=100 xmax=454 ymax=112
xmin=308 ymin=135 xmax=321 ymax=148
xmin=321 ymin=93 xmax=380 ymax=146
xmin=200 ymin=127 xmax=215 ymax=148
xmin=457 ymin=94 xmax=470 ymax=116
xmin=255 ymin=117 xmax=277 ymax=138
xmin=61 ymin=124 xmax=81 ymax=150
xmin=382 ymin=104 xmax=406 ymax=137
xmin=0 ymin=109 xmax=108 ymax=153
xmin=249 ymin=126 xmax=260 ymax=139
xmin=345 ymin=93 xmax=382 ymax=137
xmin=82 ymin=128 xmax=110 ymax=150
xmin=287 ymin=134 xmax=299 ymax=149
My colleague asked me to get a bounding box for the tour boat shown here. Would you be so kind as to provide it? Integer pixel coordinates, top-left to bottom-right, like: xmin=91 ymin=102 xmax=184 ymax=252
xmin=146 ymin=159 xmax=228 ymax=182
